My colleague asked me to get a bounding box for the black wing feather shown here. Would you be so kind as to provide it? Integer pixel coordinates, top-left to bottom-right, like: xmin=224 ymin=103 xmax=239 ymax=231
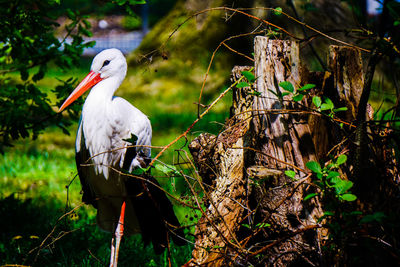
xmin=75 ymin=128 xmax=98 ymax=208
xmin=123 ymin=146 xmax=185 ymax=254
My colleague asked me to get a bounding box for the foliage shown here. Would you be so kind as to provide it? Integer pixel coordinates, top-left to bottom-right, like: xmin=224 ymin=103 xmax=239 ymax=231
xmin=305 ymin=155 xmax=357 ymax=202
xmin=0 ymin=0 xmax=95 ymax=152
xmin=236 ymin=69 xmax=261 ymax=96
xmin=279 ymin=81 xmax=316 ymax=102
xmin=0 ymin=0 xmax=180 ymax=153
xmin=122 ymin=14 xmax=143 ymax=30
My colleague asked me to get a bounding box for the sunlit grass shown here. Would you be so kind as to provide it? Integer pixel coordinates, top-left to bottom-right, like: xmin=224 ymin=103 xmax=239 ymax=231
xmin=0 ymin=147 xmax=76 ymax=201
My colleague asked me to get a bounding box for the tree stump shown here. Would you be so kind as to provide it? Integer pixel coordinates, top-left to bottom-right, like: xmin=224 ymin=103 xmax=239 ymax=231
xmin=188 ymin=37 xmax=371 ymax=266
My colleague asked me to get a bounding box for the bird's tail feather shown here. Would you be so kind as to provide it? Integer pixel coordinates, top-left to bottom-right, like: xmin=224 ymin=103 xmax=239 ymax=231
xmin=125 ymin=172 xmax=185 ymax=254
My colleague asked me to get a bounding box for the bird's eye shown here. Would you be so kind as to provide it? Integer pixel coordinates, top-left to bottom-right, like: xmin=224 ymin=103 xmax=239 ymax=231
xmin=102 ymin=60 xmax=110 ymax=68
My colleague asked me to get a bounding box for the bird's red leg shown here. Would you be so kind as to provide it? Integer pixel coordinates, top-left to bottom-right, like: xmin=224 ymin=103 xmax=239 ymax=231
xmin=110 ymin=201 xmax=126 ymax=267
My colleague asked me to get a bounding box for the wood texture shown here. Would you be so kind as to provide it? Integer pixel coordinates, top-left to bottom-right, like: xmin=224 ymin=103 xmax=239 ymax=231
xmin=250 ymin=37 xmax=323 ymax=265
xmin=328 ymin=45 xmax=364 ymax=120
xmin=189 ymin=66 xmax=253 ymax=266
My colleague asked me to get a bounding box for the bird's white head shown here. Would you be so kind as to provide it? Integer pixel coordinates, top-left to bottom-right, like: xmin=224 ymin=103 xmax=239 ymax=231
xmin=58 ymin=48 xmax=127 ymax=112
xmin=91 ymin=48 xmax=127 ymax=81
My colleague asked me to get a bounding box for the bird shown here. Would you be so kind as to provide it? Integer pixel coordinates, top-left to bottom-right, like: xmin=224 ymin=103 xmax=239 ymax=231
xmin=58 ymin=48 xmax=184 ymax=254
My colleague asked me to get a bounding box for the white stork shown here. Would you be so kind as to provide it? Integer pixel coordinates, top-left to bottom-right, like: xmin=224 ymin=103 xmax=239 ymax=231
xmin=58 ymin=48 xmax=184 ymax=256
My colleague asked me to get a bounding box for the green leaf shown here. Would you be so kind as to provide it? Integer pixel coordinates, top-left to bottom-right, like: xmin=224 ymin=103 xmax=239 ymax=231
xmin=66 ymin=9 xmax=76 ymax=20
xmin=155 ymin=163 xmax=172 ymax=175
xmin=336 ymin=154 xmax=347 ymax=166
xmin=312 ymin=96 xmax=322 ymax=108
xmin=281 ymin=92 xmax=291 ymax=97
xmin=82 ymin=19 xmax=91 ymax=29
xmin=274 ymin=7 xmax=283 ymax=15
xmin=241 ymin=223 xmax=251 ymax=229
xmin=78 ymin=24 xmax=92 ymax=37
xmin=298 ymin=84 xmax=315 ymax=91
xmin=279 ymin=81 xmax=294 ymax=93
xmin=132 ymin=0 xmax=147 ymax=4
xmin=313 ymin=180 xmax=324 ymax=189
xmin=321 ymin=103 xmax=332 ymax=111
xmin=266 ymin=31 xmax=280 ymax=37
xmin=122 ymin=133 xmax=138 ymax=145
xmin=330 ymin=176 xmax=342 ymax=185
xmin=321 ymin=97 xmax=334 ymax=110
xmin=306 ymin=161 xmax=322 ymax=174
xmin=241 ymin=71 xmax=256 ymax=83
xmin=248 ymin=90 xmax=262 ymax=96
xmin=285 ymin=170 xmax=296 ymax=179
xmin=236 ymin=81 xmax=250 ymax=88
xmin=339 ymin=193 xmax=357 ymax=202
xmin=131 ymin=166 xmax=150 ymax=175
xmin=333 ymin=107 xmax=348 ymax=112
xmin=292 ymin=94 xmax=304 ymax=102
xmin=349 ymin=211 xmax=363 ymax=216
xmin=84 ymin=40 xmax=96 ymax=48
xmin=394 ymin=20 xmax=400 ymax=26
xmin=327 ymin=171 xmax=340 ymax=180
xmin=256 ymin=222 xmax=271 ymax=228
xmin=304 ymin=193 xmax=318 ymax=201
xmin=325 ymin=97 xmax=334 ymax=106
xmin=324 ymin=211 xmax=334 ymax=216
xmin=360 ymin=212 xmax=386 ymax=224
xmin=334 ymin=180 xmax=353 ymax=194
xmin=155 ymin=163 xmax=179 ymax=176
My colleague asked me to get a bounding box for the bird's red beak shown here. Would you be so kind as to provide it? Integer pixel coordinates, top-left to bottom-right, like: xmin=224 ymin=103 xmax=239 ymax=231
xmin=58 ymin=71 xmax=103 ymax=113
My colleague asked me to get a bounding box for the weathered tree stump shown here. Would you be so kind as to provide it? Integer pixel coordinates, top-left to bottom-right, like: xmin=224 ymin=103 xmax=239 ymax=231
xmin=188 ymin=66 xmax=253 ymax=265
xmin=188 ymin=36 xmax=371 ymax=266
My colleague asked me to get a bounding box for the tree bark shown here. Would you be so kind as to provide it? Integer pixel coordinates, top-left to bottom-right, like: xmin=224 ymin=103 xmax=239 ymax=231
xmin=189 ymin=66 xmax=253 ymax=266
xmin=248 ymin=37 xmax=324 ymax=266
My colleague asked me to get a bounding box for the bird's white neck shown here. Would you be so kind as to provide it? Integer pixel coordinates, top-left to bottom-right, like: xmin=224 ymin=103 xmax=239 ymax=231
xmin=83 ymin=76 xmax=122 ymax=112
xmin=80 ymin=76 xmax=124 ymax=179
